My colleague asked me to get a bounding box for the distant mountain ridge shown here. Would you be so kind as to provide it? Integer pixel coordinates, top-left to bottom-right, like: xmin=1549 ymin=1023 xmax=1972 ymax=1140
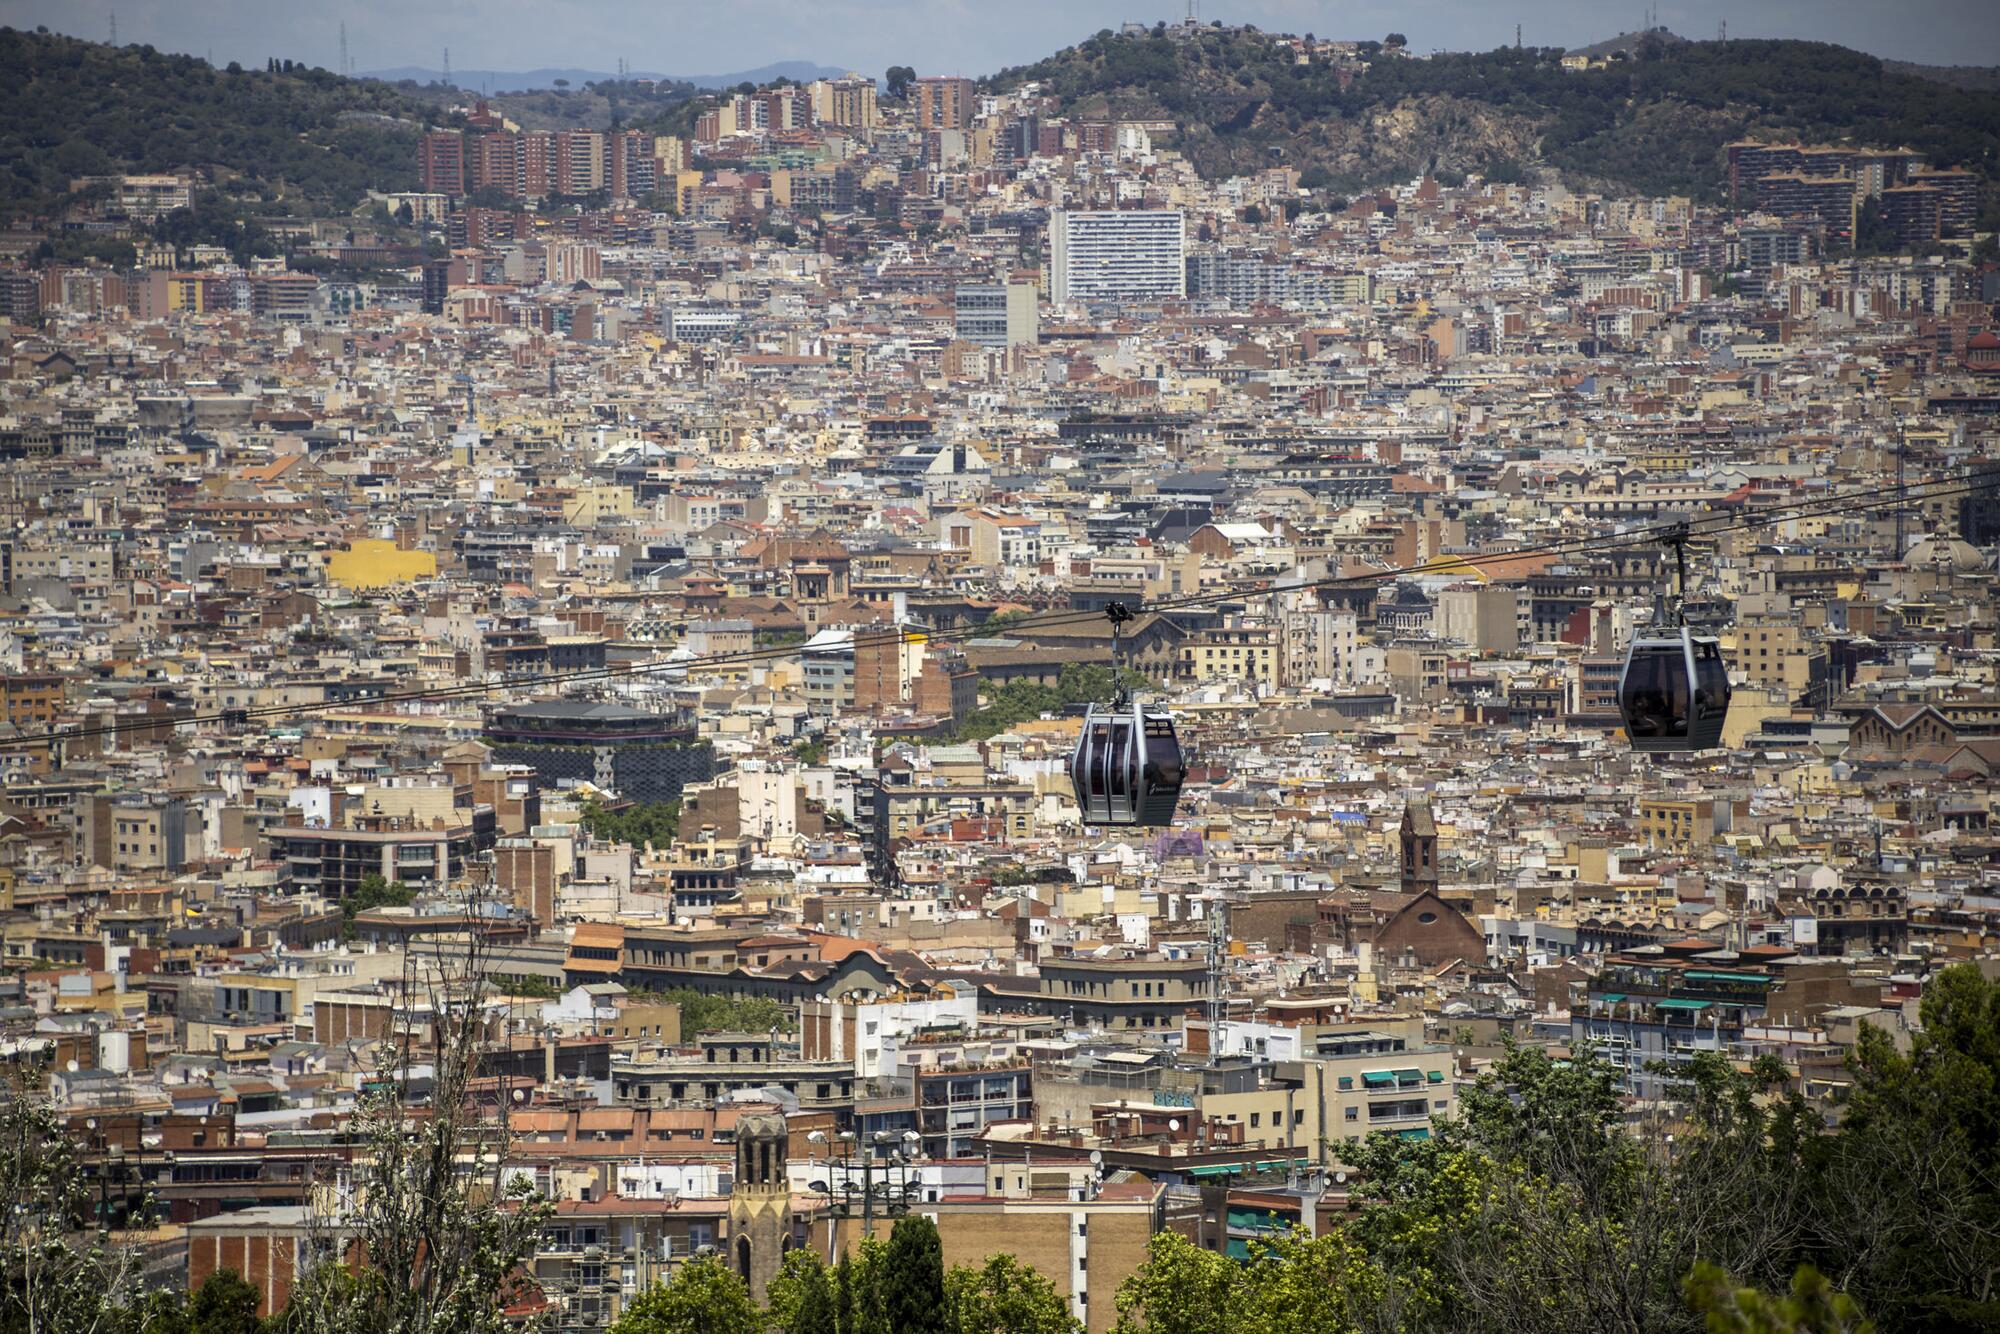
xmin=361 ymin=61 xmax=849 ymax=92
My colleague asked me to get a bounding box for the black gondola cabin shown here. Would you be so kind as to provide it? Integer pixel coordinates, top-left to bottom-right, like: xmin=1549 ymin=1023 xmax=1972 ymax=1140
xmin=1619 ymin=628 xmax=1731 ymax=753
xmin=1069 ymin=699 xmax=1185 ymax=826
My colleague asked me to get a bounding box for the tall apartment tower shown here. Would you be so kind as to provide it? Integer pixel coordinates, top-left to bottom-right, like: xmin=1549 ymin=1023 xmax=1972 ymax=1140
xmin=1048 ymin=208 xmax=1186 ymax=307
xmin=417 ymin=131 xmax=465 ymax=196
xmin=914 ymin=76 xmax=975 ymax=130
xmin=823 ymin=76 xmax=878 ymax=129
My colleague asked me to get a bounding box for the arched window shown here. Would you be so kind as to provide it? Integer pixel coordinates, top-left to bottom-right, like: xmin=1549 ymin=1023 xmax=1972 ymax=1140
xmin=736 ymin=1234 xmax=752 ymax=1279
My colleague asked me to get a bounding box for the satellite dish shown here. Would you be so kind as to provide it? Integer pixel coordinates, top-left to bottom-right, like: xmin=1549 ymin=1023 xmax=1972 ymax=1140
xmin=66 ymin=1060 xmax=79 ymax=1074
xmin=1089 ymin=1150 xmax=1103 ymax=1166
xmin=1168 ymin=1119 xmax=1180 ymax=1132
xmin=1334 ymin=1171 xmax=1348 ymax=1184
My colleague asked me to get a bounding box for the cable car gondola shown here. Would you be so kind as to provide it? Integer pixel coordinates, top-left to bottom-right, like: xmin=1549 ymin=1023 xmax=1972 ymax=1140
xmin=1620 ymin=628 xmax=1731 ymax=752
xmin=1066 ymin=604 xmax=1186 ymax=827
xmin=1618 ymin=526 xmax=1732 ymax=753
xmin=1070 ymin=696 xmax=1186 ymax=826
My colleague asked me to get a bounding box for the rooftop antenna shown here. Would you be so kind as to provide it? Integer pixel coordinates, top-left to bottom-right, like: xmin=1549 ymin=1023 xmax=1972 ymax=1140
xmin=339 ymin=22 xmax=350 ymax=77
xmin=109 ymin=12 xmax=118 ymax=45
xmin=1718 ymin=19 xmax=1727 ymax=40
xmin=442 ymin=46 xmax=452 ymax=88
xmin=1516 ymin=23 xmax=1522 ymax=49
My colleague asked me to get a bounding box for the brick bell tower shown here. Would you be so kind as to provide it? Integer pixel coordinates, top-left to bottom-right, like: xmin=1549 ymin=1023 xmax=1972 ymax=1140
xmin=728 ymin=1110 xmax=792 ymax=1301
xmin=1400 ymin=798 xmax=1438 ymax=895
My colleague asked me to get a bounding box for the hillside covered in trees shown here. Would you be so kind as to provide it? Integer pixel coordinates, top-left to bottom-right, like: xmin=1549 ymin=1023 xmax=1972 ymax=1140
xmin=0 ymin=26 xmax=444 ymax=213
xmin=988 ymin=28 xmax=2000 ymax=206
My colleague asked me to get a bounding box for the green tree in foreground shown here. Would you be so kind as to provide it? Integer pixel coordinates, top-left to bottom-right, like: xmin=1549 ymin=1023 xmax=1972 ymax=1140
xmin=884 ymin=1215 xmax=947 ymax=1334
xmin=943 ymin=1253 xmax=1077 ymax=1334
xmin=1685 ymin=1263 xmax=1874 ymax=1334
xmin=1826 ymin=961 xmax=2000 ymax=1329
xmin=185 ymin=1268 xmax=267 ymax=1334
xmin=765 ymin=1248 xmax=837 ymax=1334
xmin=1113 ymin=1229 xmax=1383 ymax=1334
xmin=611 ymin=1255 xmax=761 ymax=1334
xmin=1112 ymin=1232 xmax=1237 ymax=1334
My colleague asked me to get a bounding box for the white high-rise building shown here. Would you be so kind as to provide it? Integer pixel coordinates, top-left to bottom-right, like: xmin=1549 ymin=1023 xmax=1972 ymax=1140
xmin=1049 ymin=208 xmax=1186 ymax=307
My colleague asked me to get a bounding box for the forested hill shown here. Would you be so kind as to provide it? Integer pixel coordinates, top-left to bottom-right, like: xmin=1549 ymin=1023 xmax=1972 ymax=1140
xmin=988 ymin=28 xmax=2000 ymax=206
xmin=0 ymin=27 xmax=445 ymax=213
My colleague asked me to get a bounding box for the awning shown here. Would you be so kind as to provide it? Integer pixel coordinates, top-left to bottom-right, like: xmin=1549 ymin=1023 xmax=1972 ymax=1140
xmin=1685 ymin=970 xmax=1770 ymax=984
xmin=1657 ymin=998 xmax=1713 ymax=1010
xmin=1426 ymin=1070 xmax=1445 ymax=1084
xmin=1598 ymin=993 xmax=1626 ymax=1004
xmin=1361 ymin=1071 xmax=1395 ymax=1088
xmin=1394 ymin=1068 xmax=1423 ymax=1082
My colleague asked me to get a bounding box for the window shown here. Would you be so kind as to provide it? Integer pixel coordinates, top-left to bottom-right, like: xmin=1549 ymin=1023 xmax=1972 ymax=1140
xmin=1344 ymin=1107 xmax=1359 ymax=1122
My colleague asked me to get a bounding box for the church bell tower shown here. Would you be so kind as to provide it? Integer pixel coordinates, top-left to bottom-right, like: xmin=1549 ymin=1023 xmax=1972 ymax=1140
xmin=728 ymin=1111 xmax=792 ymax=1302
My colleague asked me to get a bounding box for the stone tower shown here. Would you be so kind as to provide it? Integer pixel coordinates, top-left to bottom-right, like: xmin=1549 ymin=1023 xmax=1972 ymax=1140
xmin=795 ymin=562 xmax=833 ymax=631
xmin=728 ymin=1111 xmax=792 ymax=1302
xmin=1400 ymin=799 xmax=1438 ymax=895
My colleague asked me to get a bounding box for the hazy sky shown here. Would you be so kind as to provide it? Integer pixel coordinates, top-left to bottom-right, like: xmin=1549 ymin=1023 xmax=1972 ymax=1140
xmin=14 ymin=0 xmax=2000 ymax=78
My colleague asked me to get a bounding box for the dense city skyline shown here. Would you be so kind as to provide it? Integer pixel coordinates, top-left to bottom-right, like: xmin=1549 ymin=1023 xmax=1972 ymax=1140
xmin=3 ymin=9 xmax=1999 ymax=1334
